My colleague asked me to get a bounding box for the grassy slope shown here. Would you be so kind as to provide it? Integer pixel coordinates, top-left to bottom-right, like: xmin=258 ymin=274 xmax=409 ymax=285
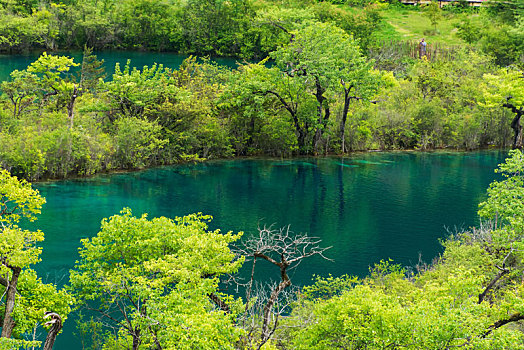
xmin=372 ymin=4 xmax=485 ymax=46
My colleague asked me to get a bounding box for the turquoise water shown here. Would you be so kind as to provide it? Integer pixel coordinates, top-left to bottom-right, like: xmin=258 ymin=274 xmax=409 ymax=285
xmin=0 ymin=51 xmax=238 ymax=82
xmin=31 ymin=150 xmax=506 ymax=349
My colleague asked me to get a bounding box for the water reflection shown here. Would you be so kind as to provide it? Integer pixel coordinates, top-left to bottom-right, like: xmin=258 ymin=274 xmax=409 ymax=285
xmin=32 ymin=150 xmax=507 ymax=349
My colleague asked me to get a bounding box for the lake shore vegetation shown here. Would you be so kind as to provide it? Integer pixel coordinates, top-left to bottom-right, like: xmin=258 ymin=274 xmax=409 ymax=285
xmin=0 ymin=0 xmax=523 ymax=181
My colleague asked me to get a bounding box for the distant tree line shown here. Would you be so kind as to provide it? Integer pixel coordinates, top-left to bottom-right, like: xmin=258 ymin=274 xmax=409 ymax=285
xmin=0 ymin=42 xmax=522 ymax=181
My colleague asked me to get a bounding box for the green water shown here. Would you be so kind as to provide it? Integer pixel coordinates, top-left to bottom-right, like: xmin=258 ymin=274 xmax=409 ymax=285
xmin=0 ymin=51 xmax=238 ymax=82
xmin=31 ymin=150 xmax=506 ymax=349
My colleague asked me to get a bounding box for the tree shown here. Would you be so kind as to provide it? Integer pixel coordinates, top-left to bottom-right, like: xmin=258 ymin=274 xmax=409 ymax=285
xmin=0 ymin=70 xmax=39 ymax=118
xmin=222 ymin=61 xmax=306 ymax=154
xmin=114 ymin=0 xmax=176 ymax=51
xmin=179 ymin=0 xmax=255 ymax=57
xmin=233 ymin=225 xmax=330 ymax=349
xmin=0 ymin=169 xmax=72 ymax=347
xmin=0 ymin=169 xmax=45 ymax=338
xmin=271 ymin=22 xmax=378 ymax=153
xmin=482 ymin=69 xmax=524 ymax=149
xmin=0 ymin=52 xmax=79 ymax=122
xmin=101 ymin=61 xmax=176 ymax=121
xmin=69 ymin=209 xmax=244 ymax=349
xmin=78 ymin=45 xmax=106 ymax=94
xmin=424 ymin=0 xmax=442 ymax=34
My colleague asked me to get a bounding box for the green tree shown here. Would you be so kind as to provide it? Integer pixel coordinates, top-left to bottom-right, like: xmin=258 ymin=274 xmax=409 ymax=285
xmin=114 ymin=0 xmax=176 ymax=50
xmin=69 ymin=209 xmax=244 ymax=350
xmin=78 ymin=45 xmax=106 ymax=94
xmin=0 ymin=53 xmax=79 ymax=121
xmin=0 ymin=69 xmax=39 ymax=118
xmin=272 ymin=22 xmax=378 ymax=153
xmin=220 ymin=60 xmax=303 ymax=155
xmin=424 ymin=0 xmax=442 ymax=34
xmin=482 ymin=68 xmax=524 ymax=148
xmin=0 ymin=170 xmax=72 ymax=347
xmin=180 ymin=0 xmax=256 ymax=57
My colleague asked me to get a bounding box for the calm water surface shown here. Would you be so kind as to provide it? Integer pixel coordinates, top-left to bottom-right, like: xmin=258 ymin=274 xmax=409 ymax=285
xmin=0 ymin=51 xmax=238 ymax=81
xmin=32 ymin=150 xmax=506 ymax=349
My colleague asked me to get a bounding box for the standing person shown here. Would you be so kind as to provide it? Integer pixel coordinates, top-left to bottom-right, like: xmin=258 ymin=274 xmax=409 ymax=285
xmin=418 ymin=38 xmax=427 ymax=58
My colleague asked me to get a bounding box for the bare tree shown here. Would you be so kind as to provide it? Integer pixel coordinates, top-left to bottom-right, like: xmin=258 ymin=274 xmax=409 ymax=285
xmin=233 ymin=225 xmax=331 ymax=349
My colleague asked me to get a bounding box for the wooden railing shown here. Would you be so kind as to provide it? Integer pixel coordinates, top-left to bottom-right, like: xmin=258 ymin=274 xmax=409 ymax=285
xmin=400 ymin=0 xmax=485 ymax=6
xmin=369 ymin=40 xmax=466 ymax=61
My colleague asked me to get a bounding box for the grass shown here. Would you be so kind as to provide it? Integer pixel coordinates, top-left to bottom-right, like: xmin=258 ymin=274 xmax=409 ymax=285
xmin=377 ymin=5 xmax=464 ymax=44
xmin=371 ymin=4 xmax=486 ymax=47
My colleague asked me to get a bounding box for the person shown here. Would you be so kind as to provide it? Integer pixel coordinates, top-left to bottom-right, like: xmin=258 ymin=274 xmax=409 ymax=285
xmin=418 ymin=38 xmax=427 ymax=58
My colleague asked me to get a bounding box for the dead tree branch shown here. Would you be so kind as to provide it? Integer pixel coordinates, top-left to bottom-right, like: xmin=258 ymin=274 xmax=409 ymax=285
xmin=234 ymin=225 xmax=331 ymax=349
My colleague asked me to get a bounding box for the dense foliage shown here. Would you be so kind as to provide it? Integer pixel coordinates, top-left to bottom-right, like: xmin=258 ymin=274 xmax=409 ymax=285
xmin=0 ymin=170 xmax=72 ymax=349
xmin=70 ymin=209 xmax=244 ymax=349
xmin=0 ymin=0 xmax=522 ymax=180
xmin=0 ymin=47 xmax=522 ymax=180
xmin=1 ymin=0 xmax=524 ymax=348
xmin=0 ymin=0 xmax=385 ymax=59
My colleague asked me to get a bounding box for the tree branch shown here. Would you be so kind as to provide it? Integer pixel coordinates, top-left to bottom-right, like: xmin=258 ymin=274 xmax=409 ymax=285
xmin=478 ymin=250 xmax=512 ymax=304
xmin=483 ymin=313 xmax=524 ymax=338
xmin=207 ymin=292 xmax=231 ymax=314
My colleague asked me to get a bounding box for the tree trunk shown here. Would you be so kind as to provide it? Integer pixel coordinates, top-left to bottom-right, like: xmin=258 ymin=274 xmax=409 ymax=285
xmin=259 ymin=263 xmax=291 ymax=349
xmin=67 ymin=85 xmax=78 ymax=129
xmin=511 ymin=113 xmax=522 ymax=149
xmin=256 ymin=90 xmax=305 ymax=151
xmin=503 ymin=100 xmax=523 ymax=149
xmin=1 ymin=266 xmax=21 ymax=338
xmin=43 ymin=313 xmax=63 ymax=350
xmin=132 ymin=327 xmax=141 ymax=350
xmin=340 ymin=88 xmax=351 ymax=153
xmin=312 ymin=77 xmax=329 ymax=153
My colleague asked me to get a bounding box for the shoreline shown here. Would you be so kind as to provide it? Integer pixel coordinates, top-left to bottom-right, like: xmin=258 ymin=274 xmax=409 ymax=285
xmin=30 ymin=146 xmax=509 ymax=184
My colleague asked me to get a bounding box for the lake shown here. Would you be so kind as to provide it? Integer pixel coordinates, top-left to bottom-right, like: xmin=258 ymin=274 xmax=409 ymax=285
xmin=0 ymin=51 xmax=239 ymax=82
xmin=30 ymin=150 xmax=507 ymax=349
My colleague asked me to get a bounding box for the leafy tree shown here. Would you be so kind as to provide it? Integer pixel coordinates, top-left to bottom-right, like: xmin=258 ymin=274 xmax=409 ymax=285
xmin=179 ymin=0 xmax=256 ymax=57
xmin=424 ymin=0 xmax=442 ymax=34
xmin=220 ymin=61 xmax=303 ymax=155
xmin=454 ymin=17 xmax=482 ymax=44
xmin=0 ymin=170 xmax=72 ymax=347
xmin=0 ymin=7 xmax=48 ymax=51
xmin=0 ymin=69 xmax=39 ymax=118
xmin=26 ymin=52 xmax=79 ymax=102
xmin=311 ymin=2 xmax=382 ymax=52
xmin=69 ymin=209 xmax=244 ymax=350
xmin=482 ymin=68 xmax=524 ymax=148
xmin=113 ymin=116 xmax=167 ymax=169
xmin=101 ymin=61 xmax=176 ymax=121
xmin=0 ymin=52 xmax=79 ymax=120
xmin=79 ymin=45 xmax=106 ymax=94
xmin=114 ymin=0 xmax=176 ymax=50
xmin=272 ymin=22 xmax=378 ymax=153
